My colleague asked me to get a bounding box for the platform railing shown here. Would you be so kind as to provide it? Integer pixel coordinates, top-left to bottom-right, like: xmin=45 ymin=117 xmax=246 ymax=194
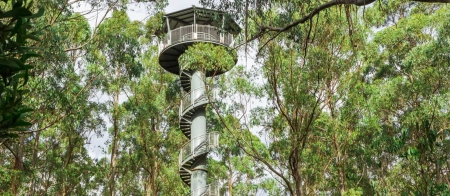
xmin=159 ymin=24 xmax=234 ymax=53
xmin=180 ymin=86 xmax=218 ymax=115
xmin=179 ymin=132 xmax=220 ymax=168
xmin=189 ymin=182 xmax=220 ymax=196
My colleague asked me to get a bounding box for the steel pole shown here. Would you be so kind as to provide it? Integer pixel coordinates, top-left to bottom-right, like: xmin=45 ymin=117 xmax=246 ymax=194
xmin=190 ymin=70 xmax=207 ymax=195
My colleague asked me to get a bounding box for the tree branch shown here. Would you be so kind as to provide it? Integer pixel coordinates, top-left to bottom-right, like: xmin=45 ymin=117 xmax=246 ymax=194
xmin=243 ymin=0 xmax=450 ymax=48
xmin=64 ymin=0 xmax=119 ymax=52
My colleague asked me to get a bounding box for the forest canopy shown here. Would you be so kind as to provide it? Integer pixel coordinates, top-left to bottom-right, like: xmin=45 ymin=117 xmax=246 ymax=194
xmin=0 ymin=0 xmax=450 ymax=195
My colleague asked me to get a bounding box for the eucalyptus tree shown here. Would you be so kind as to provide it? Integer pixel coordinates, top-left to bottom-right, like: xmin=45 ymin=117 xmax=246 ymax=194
xmin=117 ymin=54 xmax=187 ymax=195
xmin=349 ymin=3 xmax=450 ymax=194
xmin=201 ymin=0 xmax=450 ymax=46
xmin=0 ymin=1 xmax=112 ymax=194
xmin=1 ymin=0 xmax=172 ymax=195
xmin=110 ymin=16 xmax=188 ymax=194
xmin=0 ymin=1 xmax=43 ymax=194
xmin=196 ymin=0 xmax=450 ymax=195
xmin=86 ymin=10 xmax=144 ymax=195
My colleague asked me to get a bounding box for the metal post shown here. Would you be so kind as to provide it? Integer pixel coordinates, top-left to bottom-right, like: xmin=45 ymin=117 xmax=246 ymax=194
xmin=190 ymin=70 xmax=207 ymax=196
xmin=193 ymin=6 xmax=197 ymax=39
xmin=166 ymin=17 xmax=171 ymax=44
xmin=221 ymin=14 xmax=224 ymax=43
xmin=193 ymin=6 xmax=196 ymax=31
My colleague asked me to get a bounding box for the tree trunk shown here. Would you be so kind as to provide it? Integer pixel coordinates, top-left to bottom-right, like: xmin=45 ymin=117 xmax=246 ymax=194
xmin=227 ymin=149 xmax=233 ymax=196
xmin=109 ymin=67 xmax=121 ymax=196
xmin=151 ymin=155 xmax=158 ymax=196
xmin=11 ymin=135 xmax=25 ymax=194
xmin=30 ymin=131 xmax=40 ymax=195
xmin=293 ymin=156 xmax=303 ymax=196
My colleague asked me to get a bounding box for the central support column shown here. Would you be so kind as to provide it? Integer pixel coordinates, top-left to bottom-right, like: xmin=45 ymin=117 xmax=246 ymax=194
xmin=190 ymin=70 xmax=207 ymax=195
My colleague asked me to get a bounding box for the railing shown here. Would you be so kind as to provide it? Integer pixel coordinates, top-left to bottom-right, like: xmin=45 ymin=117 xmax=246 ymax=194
xmin=180 ymin=86 xmax=218 ymax=115
xmin=179 ymin=132 xmax=220 ymax=168
xmin=159 ymin=24 xmax=234 ymax=53
xmin=189 ymin=182 xmax=220 ymax=196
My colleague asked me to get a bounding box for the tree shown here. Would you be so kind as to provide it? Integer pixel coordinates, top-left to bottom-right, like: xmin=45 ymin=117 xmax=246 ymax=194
xmin=1 ymin=1 xmax=174 ymax=195
xmin=0 ymin=0 xmax=43 ymax=139
xmin=198 ymin=0 xmax=450 ymax=195
xmin=86 ymin=9 xmax=144 ymax=196
xmin=201 ymin=0 xmax=450 ymax=46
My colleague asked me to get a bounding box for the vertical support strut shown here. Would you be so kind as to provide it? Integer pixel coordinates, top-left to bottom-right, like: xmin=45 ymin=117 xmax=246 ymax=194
xmin=190 ymin=70 xmax=207 ymax=195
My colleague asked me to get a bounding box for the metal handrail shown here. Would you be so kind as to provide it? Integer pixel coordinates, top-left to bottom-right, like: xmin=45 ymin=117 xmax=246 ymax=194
xmin=180 ymin=86 xmax=218 ymax=115
xmin=178 ymin=132 xmax=220 ymax=168
xmin=189 ymin=182 xmax=219 ymax=196
xmin=159 ymin=24 xmax=234 ymax=54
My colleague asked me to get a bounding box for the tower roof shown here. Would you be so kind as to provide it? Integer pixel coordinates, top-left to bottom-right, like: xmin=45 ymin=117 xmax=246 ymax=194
xmin=162 ymin=6 xmax=240 ymax=35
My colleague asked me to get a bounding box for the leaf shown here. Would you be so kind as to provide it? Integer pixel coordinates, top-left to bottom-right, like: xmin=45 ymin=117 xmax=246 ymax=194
xmin=6 ymin=38 xmax=24 ymax=53
xmin=13 ymin=120 xmax=32 ymax=127
xmin=17 ymin=7 xmax=33 ymax=17
xmin=0 ymin=7 xmax=32 ymax=19
xmin=12 ymin=17 xmax=23 ymax=35
xmin=9 ymin=58 xmax=25 ymax=68
xmin=22 ymin=69 xmax=28 ymax=87
xmin=19 ymin=107 xmax=33 ymax=113
xmin=0 ymin=132 xmax=18 ymax=138
xmin=24 ymin=34 xmax=41 ymax=42
xmin=0 ymin=8 xmax=19 ymax=19
xmin=25 ymin=8 xmax=44 ymax=19
xmin=0 ymin=59 xmax=20 ymax=68
xmin=20 ymin=52 xmax=40 ymax=61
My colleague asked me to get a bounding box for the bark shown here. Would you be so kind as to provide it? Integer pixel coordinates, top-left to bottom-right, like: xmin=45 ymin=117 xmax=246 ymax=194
xmin=151 ymin=154 xmax=159 ymax=196
xmin=227 ymin=149 xmax=233 ymax=196
xmin=109 ymin=67 xmax=121 ymax=196
xmin=30 ymin=131 xmax=40 ymax=195
xmin=11 ymin=135 xmax=25 ymax=195
xmin=144 ymin=118 xmax=159 ymax=196
xmin=291 ymin=153 xmax=303 ymax=196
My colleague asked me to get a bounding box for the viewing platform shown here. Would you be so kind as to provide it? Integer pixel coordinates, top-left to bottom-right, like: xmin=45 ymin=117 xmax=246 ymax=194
xmin=158 ymin=24 xmax=235 ymax=54
xmin=157 ymin=7 xmax=239 ymax=76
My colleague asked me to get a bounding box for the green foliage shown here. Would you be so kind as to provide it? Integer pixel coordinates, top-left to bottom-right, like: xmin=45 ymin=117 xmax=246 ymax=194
xmin=145 ymin=11 xmax=165 ymax=38
xmin=2 ymin=0 xmax=450 ymax=195
xmin=0 ymin=1 xmax=43 ymax=138
xmin=343 ymin=188 xmax=364 ymax=196
xmin=178 ymin=43 xmax=236 ymax=73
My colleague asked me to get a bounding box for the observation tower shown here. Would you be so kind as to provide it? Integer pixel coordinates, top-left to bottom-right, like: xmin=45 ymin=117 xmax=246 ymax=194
xmin=157 ymin=6 xmax=239 ymax=196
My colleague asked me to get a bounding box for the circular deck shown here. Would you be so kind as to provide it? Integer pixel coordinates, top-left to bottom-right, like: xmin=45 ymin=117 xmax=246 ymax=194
xmin=158 ymin=24 xmax=237 ymax=77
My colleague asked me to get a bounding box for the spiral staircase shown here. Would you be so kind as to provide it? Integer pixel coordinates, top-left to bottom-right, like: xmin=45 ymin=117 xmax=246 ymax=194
xmin=157 ymin=6 xmax=239 ymax=196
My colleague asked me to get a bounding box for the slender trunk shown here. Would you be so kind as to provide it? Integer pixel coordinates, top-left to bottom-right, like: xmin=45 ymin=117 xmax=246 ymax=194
xmin=11 ymin=135 xmax=25 ymax=194
xmin=145 ymin=118 xmax=159 ymax=196
xmin=151 ymin=117 xmax=159 ymax=196
xmin=333 ymin=133 xmax=346 ymax=194
xmin=62 ymin=132 xmax=77 ymax=196
xmin=151 ymin=154 xmax=158 ymax=196
xmin=109 ymin=67 xmax=121 ymax=196
xmin=338 ymin=156 xmax=346 ymax=194
xmin=31 ymin=131 xmax=40 ymax=195
xmin=145 ymin=178 xmax=152 ymax=196
xmin=227 ymin=149 xmax=233 ymax=196
xmin=294 ymin=162 xmax=303 ymax=196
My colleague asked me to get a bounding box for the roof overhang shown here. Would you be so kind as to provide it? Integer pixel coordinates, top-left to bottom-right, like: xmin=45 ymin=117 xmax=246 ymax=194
xmin=161 ymin=6 xmax=240 ymax=35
